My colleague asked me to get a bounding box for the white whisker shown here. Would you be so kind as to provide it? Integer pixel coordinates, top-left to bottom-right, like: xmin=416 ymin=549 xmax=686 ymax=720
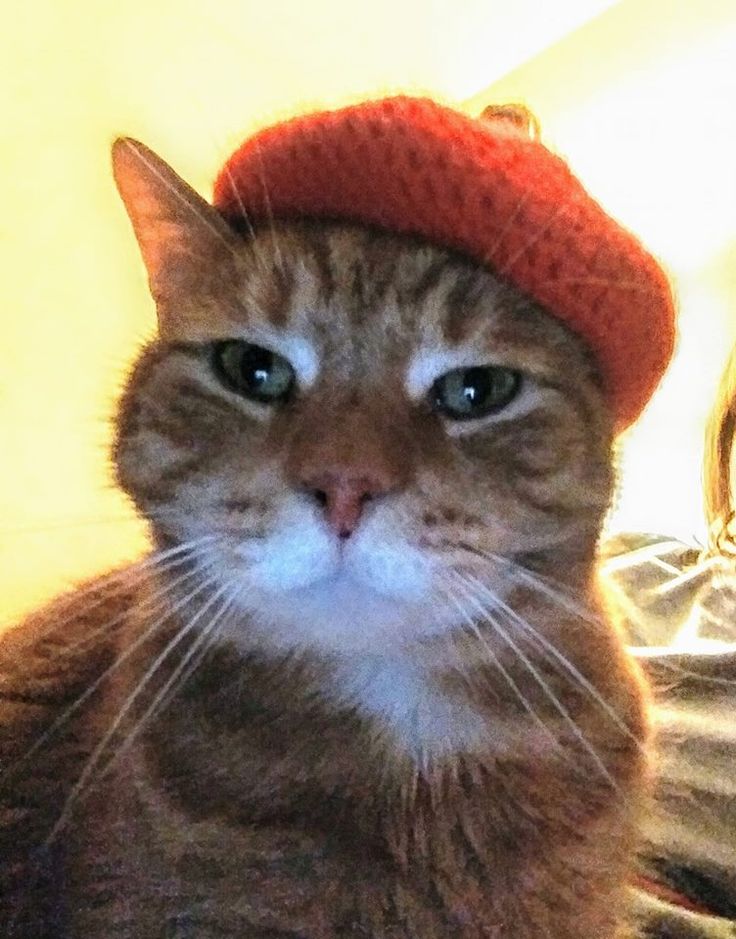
xmin=437 ymin=577 xmax=559 ymax=747
xmin=15 ymin=539 xmax=214 ymax=650
xmin=119 ymin=139 xmax=241 ymax=260
xmin=251 ymin=140 xmax=286 ymax=275
xmin=1 ymin=563 xmax=209 ymax=786
xmin=57 ymin=551 xmax=204 ymax=658
xmin=184 ymin=87 xmax=272 ymax=278
xmin=102 ymin=586 xmax=234 ymax=772
xmin=46 ymin=575 xmax=223 ymax=841
xmin=483 ymin=190 xmax=532 ymax=265
xmin=480 ymin=549 xmax=604 ymax=628
xmin=451 ymin=571 xmax=619 ymax=791
xmin=497 ymin=202 xmax=569 ymax=277
xmin=463 ymin=571 xmax=644 ymax=751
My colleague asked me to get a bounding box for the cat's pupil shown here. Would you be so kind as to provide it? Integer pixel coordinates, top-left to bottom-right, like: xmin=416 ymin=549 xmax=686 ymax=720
xmin=243 ymin=348 xmax=273 ymax=389
xmin=433 ymin=365 xmax=521 ymax=420
xmin=461 ymin=368 xmax=490 ymax=404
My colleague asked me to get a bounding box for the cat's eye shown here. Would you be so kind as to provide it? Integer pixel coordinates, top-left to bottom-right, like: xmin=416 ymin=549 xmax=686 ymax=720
xmin=212 ymin=340 xmax=295 ymax=403
xmin=432 ymin=365 xmax=521 ymax=420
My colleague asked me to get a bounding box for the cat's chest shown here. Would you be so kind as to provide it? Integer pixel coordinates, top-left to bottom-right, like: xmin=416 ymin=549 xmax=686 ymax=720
xmin=142 ymin=642 xmax=492 ymax=786
xmin=328 ymin=656 xmax=490 ymax=763
xmin=66 ymin=760 xmax=348 ymax=938
xmin=72 ymin=739 xmax=490 ymax=939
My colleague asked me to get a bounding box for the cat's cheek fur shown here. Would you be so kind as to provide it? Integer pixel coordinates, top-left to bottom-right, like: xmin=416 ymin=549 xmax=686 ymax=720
xmin=346 ymin=511 xmax=433 ymax=600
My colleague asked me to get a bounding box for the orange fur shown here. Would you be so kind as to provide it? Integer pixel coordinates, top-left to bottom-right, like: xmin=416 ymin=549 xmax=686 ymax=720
xmin=0 ymin=141 xmax=651 ymax=937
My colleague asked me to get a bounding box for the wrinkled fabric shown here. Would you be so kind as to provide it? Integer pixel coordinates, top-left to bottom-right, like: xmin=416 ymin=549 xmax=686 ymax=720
xmin=603 ymin=534 xmax=736 ymax=938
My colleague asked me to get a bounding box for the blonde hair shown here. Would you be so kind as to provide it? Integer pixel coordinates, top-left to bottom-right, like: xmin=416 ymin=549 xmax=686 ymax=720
xmin=703 ymin=345 xmax=736 ymax=556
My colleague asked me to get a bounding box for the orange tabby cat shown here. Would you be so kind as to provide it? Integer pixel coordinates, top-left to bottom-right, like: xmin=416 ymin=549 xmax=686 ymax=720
xmin=0 ymin=99 xmax=666 ymax=937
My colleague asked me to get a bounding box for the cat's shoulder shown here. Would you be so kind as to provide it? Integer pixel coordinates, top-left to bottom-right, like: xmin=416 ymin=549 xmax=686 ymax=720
xmin=0 ymin=563 xmax=146 ymax=766
xmin=0 ymin=565 xmax=140 ymax=694
xmin=0 ymin=566 xmax=141 ymax=931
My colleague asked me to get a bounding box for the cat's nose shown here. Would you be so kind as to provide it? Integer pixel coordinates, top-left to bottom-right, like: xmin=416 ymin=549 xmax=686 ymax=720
xmin=302 ymin=470 xmax=391 ymax=539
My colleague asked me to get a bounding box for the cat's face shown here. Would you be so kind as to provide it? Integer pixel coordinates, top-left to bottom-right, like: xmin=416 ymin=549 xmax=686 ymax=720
xmin=112 ymin=140 xmax=614 ymax=656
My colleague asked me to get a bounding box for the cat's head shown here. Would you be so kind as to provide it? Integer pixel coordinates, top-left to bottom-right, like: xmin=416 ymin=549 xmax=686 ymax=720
xmin=110 ymin=99 xmax=672 ymax=658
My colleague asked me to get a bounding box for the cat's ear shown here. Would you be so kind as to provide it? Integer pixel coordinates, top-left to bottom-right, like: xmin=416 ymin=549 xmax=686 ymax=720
xmin=111 ymin=137 xmax=240 ymax=337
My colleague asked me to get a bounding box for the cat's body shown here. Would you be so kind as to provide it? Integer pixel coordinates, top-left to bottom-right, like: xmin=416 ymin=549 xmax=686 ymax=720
xmin=2 ymin=222 xmax=647 ymax=937
xmin=0 ymin=105 xmax=660 ymax=937
xmin=1 ymin=558 xmax=645 ymax=938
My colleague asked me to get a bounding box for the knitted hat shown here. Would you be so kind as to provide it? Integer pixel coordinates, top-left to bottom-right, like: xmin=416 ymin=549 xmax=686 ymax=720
xmin=213 ymin=96 xmax=675 ymax=430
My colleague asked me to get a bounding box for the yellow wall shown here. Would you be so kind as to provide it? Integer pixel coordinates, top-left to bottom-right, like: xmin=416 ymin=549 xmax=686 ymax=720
xmin=0 ymin=0 xmax=490 ymax=623
xmin=2 ymin=0 xmax=736 ymax=622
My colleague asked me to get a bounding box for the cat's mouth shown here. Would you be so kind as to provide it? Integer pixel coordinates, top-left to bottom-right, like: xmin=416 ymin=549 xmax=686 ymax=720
xmin=232 ymin=567 xmax=453 ymax=655
xmin=201 ymin=523 xmax=457 ymax=653
xmin=219 ymin=513 xmax=432 ymax=602
xmin=253 ymin=538 xmax=430 ymax=603
xmin=285 ymin=560 xmax=426 ymax=603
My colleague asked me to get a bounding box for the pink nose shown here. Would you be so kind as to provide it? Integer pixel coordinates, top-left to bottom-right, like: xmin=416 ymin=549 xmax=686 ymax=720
xmin=302 ymin=470 xmax=391 ymax=538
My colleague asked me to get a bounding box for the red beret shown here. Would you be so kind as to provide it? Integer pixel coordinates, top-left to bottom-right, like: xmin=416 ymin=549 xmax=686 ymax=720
xmin=213 ymin=96 xmax=675 ymax=430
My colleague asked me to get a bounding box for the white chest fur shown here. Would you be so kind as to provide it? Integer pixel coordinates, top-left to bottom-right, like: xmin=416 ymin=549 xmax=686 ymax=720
xmin=330 ymin=656 xmax=489 ymax=764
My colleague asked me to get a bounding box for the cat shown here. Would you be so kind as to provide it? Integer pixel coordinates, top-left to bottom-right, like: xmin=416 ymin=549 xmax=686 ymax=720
xmin=0 ymin=102 xmax=652 ymax=938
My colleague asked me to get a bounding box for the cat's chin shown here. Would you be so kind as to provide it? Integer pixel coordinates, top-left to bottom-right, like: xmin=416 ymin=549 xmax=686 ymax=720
xmin=218 ymin=569 xmax=456 ymax=657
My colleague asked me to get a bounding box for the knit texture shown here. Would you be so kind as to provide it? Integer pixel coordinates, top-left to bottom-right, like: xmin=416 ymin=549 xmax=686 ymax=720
xmin=213 ymin=96 xmax=675 ymax=430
